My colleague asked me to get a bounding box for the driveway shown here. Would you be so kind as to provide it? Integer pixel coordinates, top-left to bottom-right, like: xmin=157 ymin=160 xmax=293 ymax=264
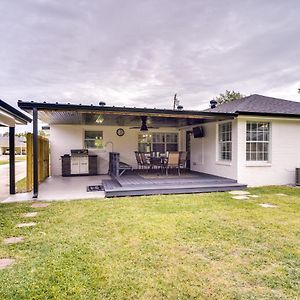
xmin=0 ymin=161 xmax=26 ymax=201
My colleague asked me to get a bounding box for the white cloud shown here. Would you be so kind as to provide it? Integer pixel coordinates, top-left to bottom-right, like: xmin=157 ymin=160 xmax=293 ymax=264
xmin=0 ymin=0 xmax=299 ymax=114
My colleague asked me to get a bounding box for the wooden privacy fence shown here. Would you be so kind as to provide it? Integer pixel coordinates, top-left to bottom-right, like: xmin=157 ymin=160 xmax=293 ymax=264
xmin=26 ymin=133 xmax=50 ymax=192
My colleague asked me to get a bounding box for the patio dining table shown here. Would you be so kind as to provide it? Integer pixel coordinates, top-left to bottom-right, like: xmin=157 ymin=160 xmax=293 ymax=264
xmin=149 ymin=155 xmax=167 ymax=170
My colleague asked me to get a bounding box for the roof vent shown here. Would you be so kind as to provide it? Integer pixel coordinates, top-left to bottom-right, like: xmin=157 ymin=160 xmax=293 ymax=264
xmin=210 ymin=100 xmax=217 ymax=109
xmin=99 ymin=101 xmax=106 ymax=106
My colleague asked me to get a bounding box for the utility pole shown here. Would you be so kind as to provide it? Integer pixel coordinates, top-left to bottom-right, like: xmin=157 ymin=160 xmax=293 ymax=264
xmin=173 ymin=93 xmax=179 ymax=110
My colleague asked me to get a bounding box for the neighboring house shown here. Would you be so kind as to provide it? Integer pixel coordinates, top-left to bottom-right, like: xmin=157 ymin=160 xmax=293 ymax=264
xmin=0 ymin=136 xmax=26 ymax=155
xmin=0 ymin=99 xmax=31 ymax=194
xmin=18 ymin=94 xmax=300 ymax=197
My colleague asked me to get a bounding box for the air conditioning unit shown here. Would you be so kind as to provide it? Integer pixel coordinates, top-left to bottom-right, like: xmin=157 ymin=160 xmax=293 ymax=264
xmin=296 ymin=168 xmax=300 ymax=186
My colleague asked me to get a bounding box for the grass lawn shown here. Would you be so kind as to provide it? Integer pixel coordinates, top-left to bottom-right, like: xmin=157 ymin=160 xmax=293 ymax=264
xmin=16 ymin=177 xmax=27 ymax=193
xmin=0 ymin=187 xmax=299 ymax=299
xmin=0 ymin=156 xmax=26 ymax=165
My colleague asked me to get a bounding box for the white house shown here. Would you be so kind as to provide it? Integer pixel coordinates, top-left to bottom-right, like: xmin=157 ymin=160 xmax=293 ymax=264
xmin=0 ymin=136 xmax=27 ymax=155
xmin=0 ymin=100 xmax=31 ymax=195
xmin=18 ymin=94 xmax=300 ymax=197
xmin=203 ymin=94 xmax=300 ymax=186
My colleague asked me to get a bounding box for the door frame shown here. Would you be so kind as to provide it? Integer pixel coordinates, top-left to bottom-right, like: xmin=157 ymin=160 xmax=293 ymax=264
xmin=185 ymin=130 xmax=192 ymax=170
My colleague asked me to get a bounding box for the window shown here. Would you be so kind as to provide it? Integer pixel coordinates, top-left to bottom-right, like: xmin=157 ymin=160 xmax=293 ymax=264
xmin=246 ymin=122 xmax=270 ymax=161
xmin=84 ymin=130 xmax=103 ymax=149
xmin=166 ymin=133 xmax=178 ymax=151
xmin=138 ymin=133 xmax=178 ymax=152
xmin=218 ymin=122 xmax=232 ymax=161
xmin=152 ymin=133 xmax=165 ymax=152
xmin=138 ymin=133 xmax=152 ymax=152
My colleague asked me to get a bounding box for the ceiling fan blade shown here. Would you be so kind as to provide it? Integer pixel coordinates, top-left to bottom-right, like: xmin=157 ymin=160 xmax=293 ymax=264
xmin=129 ymin=116 xmax=161 ymax=130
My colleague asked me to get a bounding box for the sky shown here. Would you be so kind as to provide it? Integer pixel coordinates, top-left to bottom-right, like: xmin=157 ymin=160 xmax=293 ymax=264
xmin=0 ymin=0 xmax=300 ymax=128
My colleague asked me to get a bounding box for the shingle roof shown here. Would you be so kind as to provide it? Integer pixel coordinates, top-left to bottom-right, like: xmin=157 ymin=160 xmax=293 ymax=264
xmin=206 ymin=94 xmax=300 ymax=116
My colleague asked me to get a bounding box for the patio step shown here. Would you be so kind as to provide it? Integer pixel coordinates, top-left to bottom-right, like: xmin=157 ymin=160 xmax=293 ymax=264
xmin=103 ymin=182 xmax=247 ymax=198
xmin=117 ymin=175 xmax=237 ymax=187
xmin=102 ymin=179 xmax=121 ymax=190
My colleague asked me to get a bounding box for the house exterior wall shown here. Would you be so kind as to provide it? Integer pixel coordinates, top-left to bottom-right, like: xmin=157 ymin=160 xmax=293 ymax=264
xmin=49 ymin=124 xmax=182 ymax=176
xmin=49 ymin=116 xmax=300 ymax=186
xmin=0 ymin=147 xmax=24 ymax=155
xmin=190 ymin=119 xmax=238 ymax=180
xmin=236 ymin=116 xmax=300 ymax=186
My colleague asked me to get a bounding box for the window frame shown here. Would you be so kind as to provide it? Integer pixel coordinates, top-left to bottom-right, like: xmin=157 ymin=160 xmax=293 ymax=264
xmin=138 ymin=132 xmax=179 ymax=153
xmin=246 ymin=121 xmax=271 ymax=162
xmin=83 ymin=130 xmax=104 ymax=149
xmin=217 ymin=121 xmax=232 ymax=162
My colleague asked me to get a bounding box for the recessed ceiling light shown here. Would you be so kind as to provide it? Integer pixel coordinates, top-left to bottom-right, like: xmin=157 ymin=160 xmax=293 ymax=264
xmin=96 ymin=115 xmax=104 ymax=124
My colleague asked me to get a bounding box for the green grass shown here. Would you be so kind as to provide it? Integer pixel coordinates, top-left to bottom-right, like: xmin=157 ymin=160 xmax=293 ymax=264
xmin=16 ymin=177 xmax=27 ymax=193
xmin=0 ymin=156 xmax=26 ymax=165
xmin=0 ymin=187 xmax=299 ymax=299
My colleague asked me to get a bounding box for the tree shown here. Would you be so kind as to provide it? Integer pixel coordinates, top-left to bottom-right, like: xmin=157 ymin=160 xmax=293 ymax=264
xmin=16 ymin=132 xmax=27 ymax=138
xmin=39 ymin=130 xmax=47 ymax=137
xmin=214 ymin=90 xmax=244 ymax=105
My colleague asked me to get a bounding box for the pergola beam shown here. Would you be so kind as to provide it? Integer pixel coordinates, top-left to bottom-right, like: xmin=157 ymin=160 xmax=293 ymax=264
xmin=18 ymin=101 xmax=237 ymax=120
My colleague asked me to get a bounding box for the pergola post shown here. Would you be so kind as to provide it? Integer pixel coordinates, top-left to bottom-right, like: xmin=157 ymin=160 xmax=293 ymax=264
xmin=33 ymin=107 xmax=38 ymax=198
xmin=9 ymin=126 xmax=15 ymax=194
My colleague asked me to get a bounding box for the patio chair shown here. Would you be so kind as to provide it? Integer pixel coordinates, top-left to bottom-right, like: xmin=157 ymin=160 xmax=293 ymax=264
xmin=134 ymin=151 xmax=143 ymax=169
xmin=165 ymin=152 xmax=180 ymax=175
xmin=140 ymin=152 xmax=151 ymax=171
xmin=179 ymin=151 xmax=187 ymax=173
xmin=149 ymin=153 xmax=164 ymax=173
xmin=108 ymin=152 xmax=133 ymax=177
xmin=119 ymin=161 xmax=133 ymax=176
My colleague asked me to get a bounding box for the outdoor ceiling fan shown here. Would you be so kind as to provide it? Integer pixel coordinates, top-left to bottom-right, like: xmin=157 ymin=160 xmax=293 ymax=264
xmin=129 ymin=116 xmax=159 ymax=131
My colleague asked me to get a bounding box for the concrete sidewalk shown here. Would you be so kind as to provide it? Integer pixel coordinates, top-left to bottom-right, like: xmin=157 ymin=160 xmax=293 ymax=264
xmin=0 ymin=160 xmax=26 ymax=201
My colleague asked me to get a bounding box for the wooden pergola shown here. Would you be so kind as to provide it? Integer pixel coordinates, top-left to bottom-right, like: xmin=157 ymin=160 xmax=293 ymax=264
xmin=0 ymin=100 xmax=31 ymax=194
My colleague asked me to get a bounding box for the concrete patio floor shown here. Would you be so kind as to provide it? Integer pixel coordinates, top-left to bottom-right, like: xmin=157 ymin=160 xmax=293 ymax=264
xmin=1 ymin=175 xmax=109 ymax=203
